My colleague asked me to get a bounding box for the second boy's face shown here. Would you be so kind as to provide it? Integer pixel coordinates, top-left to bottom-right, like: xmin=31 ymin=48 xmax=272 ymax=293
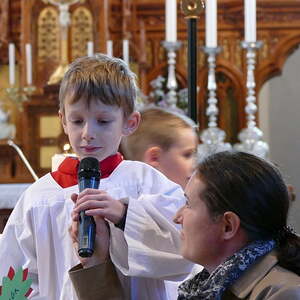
xmin=157 ymin=128 xmax=198 ymax=189
xmin=60 ymin=97 xmax=136 ymax=162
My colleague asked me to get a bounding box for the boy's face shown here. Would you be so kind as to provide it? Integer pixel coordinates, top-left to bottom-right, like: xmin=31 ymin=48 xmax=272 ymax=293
xmin=60 ymin=97 xmax=139 ymax=161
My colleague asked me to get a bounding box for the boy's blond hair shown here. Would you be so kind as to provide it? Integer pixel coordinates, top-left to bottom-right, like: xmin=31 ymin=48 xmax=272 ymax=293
xmin=122 ymin=107 xmax=197 ymax=161
xmin=59 ymin=54 xmax=137 ymax=117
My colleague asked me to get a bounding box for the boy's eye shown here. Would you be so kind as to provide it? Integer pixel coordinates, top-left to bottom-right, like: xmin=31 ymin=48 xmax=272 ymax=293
xmin=97 ymin=119 xmax=110 ymax=124
xmin=183 ymin=151 xmax=196 ymax=159
xmin=72 ymin=120 xmax=83 ymax=124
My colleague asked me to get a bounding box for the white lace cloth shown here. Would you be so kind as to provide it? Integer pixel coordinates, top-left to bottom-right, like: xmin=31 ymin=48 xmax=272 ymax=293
xmin=0 ymin=184 xmax=31 ymax=209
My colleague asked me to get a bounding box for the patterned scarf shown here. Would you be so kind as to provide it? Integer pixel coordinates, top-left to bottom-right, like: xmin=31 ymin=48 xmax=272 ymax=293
xmin=177 ymin=239 xmax=275 ymax=300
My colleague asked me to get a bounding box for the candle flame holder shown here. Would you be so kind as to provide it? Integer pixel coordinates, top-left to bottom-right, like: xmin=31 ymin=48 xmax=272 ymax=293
xmin=234 ymin=41 xmax=269 ymax=159
xmin=6 ymin=85 xmax=36 ymax=111
xmin=162 ymin=41 xmax=182 ymax=109
xmin=198 ymin=46 xmax=232 ymax=161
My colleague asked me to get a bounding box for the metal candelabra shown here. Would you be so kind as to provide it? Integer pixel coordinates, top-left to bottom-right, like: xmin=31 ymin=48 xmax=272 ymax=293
xmin=234 ymin=41 xmax=269 ymax=159
xmin=198 ymin=47 xmax=232 ymax=160
xmin=162 ymin=41 xmax=182 ymax=109
xmin=6 ymin=85 xmax=36 ymax=111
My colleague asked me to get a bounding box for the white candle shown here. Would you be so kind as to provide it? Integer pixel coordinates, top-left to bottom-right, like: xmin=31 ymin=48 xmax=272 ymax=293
xmin=25 ymin=43 xmax=32 ymax=85
xmin=165 ymin=0 xmax=177 ymax=42
xmin=107 ymin=40 xmax=113 ymax=57
xmin=205 ymin=0 xmax=217 ymax=47
xmin=87 ymin=41 xmax=94 ymax=57
xmin=123 ymin=39 xmax=129 ymax=65
xmin=8 ymin=43 xmax=15 ymax=86
xmin=244 ymin=0 xmax=256 ymax=42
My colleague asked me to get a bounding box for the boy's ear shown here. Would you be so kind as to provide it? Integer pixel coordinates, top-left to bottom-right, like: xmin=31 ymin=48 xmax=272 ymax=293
xmin=122 ymin=111 xmax=141 ymax=136
xmin=59 ymin=110 xmax=68 ymax=135
xmin=222 ymin=211 xmax=241 ymax=241
xmin=143 ymin=146 xmax=162 ymax=169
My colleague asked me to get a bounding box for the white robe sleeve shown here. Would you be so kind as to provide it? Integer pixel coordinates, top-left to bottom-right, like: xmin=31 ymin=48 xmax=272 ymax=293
xmin=0 ymin=191 xmax=40 ymax=298
xmin=109 ymin=164 xmax=195 ymax=281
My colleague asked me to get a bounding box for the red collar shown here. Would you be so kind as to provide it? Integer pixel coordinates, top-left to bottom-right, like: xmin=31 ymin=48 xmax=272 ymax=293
xmin=51 ymin=153 xmax=123 ymax=188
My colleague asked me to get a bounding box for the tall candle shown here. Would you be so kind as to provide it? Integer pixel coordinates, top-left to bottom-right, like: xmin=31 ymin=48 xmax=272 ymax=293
xmin=245 ymin=0 xmax=256 ymax=42
xmin=123 ymin=39 xmax=129 ymax=65
xmin=25 ymin=43 xmax=32 ymax=85
xmin=205 ymin=0 xmax=217 ymax=47
xmin=8 ymin=43 xmax=15 ymax=86
xmin=107 ymin=40 xmax=113 ymax=57
xmin=87 ymin=41 xmax=94 ymax=57
xmin=165 ymin=0 xmax=177 ymax=42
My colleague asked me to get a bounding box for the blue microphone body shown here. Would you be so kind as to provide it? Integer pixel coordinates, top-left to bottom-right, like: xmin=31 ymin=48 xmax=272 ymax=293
xmin=78 ymin=157 xmax=100 ymax=257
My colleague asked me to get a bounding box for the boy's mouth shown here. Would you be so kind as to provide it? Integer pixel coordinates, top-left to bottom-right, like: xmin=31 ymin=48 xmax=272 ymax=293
xmin=81 ymin=146 xmax=101 ymax=153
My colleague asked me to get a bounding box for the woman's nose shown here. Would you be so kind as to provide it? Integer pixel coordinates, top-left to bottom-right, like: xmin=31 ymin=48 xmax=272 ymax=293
xmin=173 ymin=205 xmax=184 ymax=224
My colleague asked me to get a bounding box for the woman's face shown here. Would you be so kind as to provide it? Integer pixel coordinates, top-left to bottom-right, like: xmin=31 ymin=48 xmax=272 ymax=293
xmin=174 ymin=173 xmax=225 ymax=270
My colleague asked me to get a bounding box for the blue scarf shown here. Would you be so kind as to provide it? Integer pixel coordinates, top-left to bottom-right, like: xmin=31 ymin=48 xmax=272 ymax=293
xmin=177 ymin=239 xmax=275 ymax=300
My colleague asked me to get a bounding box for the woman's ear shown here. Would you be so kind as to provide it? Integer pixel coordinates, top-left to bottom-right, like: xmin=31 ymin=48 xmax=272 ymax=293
xmin=222 ymin=211 xmax=241 ymax=241
xmin=59 ymin=110 xmax=68 ymax=135
xmin=123 ymin=111 xmax=141 ymax=136
xmin=143 ymin=146 xmax=162 ymax=169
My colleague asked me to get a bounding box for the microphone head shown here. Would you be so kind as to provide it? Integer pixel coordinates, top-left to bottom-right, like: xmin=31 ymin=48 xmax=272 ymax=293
xmin=78 ymin=157 xmax=100 ymax=180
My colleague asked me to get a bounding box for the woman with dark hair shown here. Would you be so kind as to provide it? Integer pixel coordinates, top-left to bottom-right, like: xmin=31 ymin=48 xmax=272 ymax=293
xmin=69 ymin=151 xmax=300 ymax=299
xmin=174 ymin=151 xmax=300 ymax=299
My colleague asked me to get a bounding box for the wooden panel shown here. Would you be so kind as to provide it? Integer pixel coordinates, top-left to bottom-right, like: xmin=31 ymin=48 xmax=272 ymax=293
xmin=0 ymin=209 xmax=12 ymax=233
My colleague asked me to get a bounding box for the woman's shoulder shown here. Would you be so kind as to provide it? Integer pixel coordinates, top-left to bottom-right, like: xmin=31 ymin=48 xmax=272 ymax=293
xmin=229 ymin=251 xmax=300 ymax=299
xmin=246 ymin=264 xmax=300 ymax=299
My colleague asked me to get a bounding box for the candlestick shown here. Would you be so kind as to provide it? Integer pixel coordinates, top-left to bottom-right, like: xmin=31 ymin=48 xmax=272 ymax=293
xmin=205 ymin=0 xmax=217 ymax=47
xmin=123 ymin=39 xmax=129 ymax=65
xmin=198 ymin=47 xmax=232 ymax=160
xmin=245 ymin=0 xmax=256 ymax=42
xmin=87 ymin=41 xmax=94 ymax=57
xmin=234 ymin=41 xmax=269 ymax=159
xmin=107 ymin=40 xmax=113 ymax=57
xmin=165 ymin=0 xmax=177 ymax=42
xmin=8 ymin=43 xmax=15 ymax=86
xmin=25 ymin=43 xmax=32 ymax=85
xmin=162 ymin=41 xmax=181 ymax=109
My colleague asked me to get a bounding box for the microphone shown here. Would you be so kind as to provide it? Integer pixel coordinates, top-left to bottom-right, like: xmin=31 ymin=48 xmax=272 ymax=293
xmin=77 ymin=157 xmax=101 ymax=257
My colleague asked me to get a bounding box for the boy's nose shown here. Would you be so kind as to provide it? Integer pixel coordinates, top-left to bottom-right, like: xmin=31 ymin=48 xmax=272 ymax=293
xmin=82 ymin=123 xmax=96 ymax=141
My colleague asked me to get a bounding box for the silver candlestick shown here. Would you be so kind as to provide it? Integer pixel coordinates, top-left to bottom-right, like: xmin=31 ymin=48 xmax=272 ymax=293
xmin=162 ymin=41 xmax=182 ymax=109
xmin=234 ymin=41 xmax=269 ymax=159
xmin=198 ymin=47 xmax=231 ymax=161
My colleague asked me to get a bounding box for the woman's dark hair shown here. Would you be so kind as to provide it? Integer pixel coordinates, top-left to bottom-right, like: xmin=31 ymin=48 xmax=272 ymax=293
xmin=197 ymin=151 xmax=300 ymax=275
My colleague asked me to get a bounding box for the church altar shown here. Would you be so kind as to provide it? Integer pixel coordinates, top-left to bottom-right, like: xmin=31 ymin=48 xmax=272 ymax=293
xmin=0 ymin=183 xmax=30 ymax=209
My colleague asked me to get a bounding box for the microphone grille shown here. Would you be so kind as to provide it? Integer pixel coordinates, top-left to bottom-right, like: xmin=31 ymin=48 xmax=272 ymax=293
xmin=78 ymin=157 xmax=100 ymax=179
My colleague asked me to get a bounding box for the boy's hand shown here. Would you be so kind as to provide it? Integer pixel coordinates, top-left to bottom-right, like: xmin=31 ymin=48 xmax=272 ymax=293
xmin=72 ymin=189 xmax=126 ymax=225
xmin=70 ymin=193 xmax=110 ymax=268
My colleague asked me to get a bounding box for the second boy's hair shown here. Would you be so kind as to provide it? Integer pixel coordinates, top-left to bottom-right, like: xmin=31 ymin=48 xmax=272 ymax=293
xmin=122 ymin=107 xmax=197 ymax=161
xmin=59 ymin=54 xmax=137 ymax=117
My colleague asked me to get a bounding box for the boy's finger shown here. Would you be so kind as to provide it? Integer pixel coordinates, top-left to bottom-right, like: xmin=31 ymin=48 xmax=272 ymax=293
xmin=71 ymin=210 xmax=80 ymax=221
xmin=70 ymin=193 xmax=78 ymax=203
xmin=78 ymin=189 xmax=107 ymax=198
xmin=75 ymin=194 xmax=110 ymax=207
xmin=74 ymin=200 xmax=108 ymax=213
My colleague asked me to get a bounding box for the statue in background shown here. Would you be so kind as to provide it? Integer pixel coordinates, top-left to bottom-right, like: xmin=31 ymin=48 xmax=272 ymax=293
xmin=0 ymin=104 xmax=15 ymax=139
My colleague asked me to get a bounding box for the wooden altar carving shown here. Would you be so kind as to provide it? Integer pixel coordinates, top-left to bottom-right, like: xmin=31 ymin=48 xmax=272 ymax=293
xmin=1 ymin=0 xmax=300 ymax=183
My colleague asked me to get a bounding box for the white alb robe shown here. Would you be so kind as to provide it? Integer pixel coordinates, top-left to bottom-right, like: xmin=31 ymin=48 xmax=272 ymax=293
xmin=0 ymin=160 xmax=195 ymax=300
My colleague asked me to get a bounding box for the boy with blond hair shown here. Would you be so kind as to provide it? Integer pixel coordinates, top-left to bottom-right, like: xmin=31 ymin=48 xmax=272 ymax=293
xmin=0 ymin=54 xmax=194 ymax=300
xmin=122 ymin=106 xmax=198 ymax=189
